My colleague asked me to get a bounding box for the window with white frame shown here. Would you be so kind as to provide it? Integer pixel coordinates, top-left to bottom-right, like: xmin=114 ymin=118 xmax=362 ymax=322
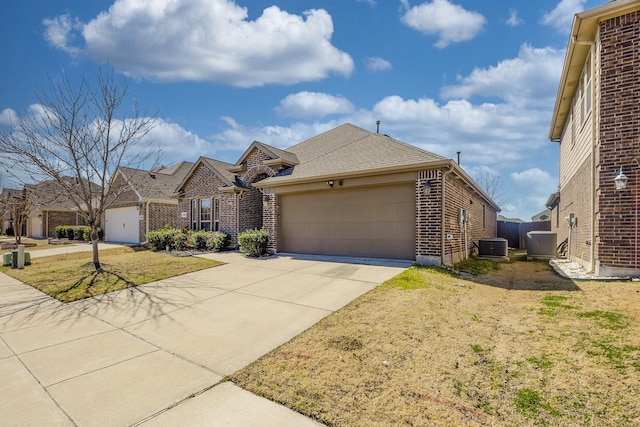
xmin=200 ymin=198 xmax=211 ymax=231
xmin=213 ymin=198 xmax=220 ymax=231
xmin=191 ymin=199 xmax=198 ymax=230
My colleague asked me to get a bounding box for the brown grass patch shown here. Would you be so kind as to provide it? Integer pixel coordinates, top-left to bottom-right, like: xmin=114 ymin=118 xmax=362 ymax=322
xmin=0 ymin=246 xmax=222 ymax=302
xmin=231 ymin=257 xmax=640 ymax=426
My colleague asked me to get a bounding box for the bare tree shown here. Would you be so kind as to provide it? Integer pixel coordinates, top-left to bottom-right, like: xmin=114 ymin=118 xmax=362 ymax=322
xmin=7 ymin=189 xmax=30 ymax=245
xmin=472 ymin=169 xmax=509 ymax=209
xmin=0 ymin=67 xmax=158 ymax=271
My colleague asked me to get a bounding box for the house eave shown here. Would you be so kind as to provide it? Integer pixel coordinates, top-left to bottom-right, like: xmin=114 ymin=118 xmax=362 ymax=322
xmin=253 ymin=159 xmax=501 ymax=211
xmin=549 ymin=0 xmax=640 ymax=141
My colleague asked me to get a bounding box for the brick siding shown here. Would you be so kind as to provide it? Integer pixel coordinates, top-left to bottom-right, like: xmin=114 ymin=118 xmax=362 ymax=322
xmin=415 ymin=168 xmax=497 ymax=266
xmin=597 ymin=11 xmax=640 ymax=273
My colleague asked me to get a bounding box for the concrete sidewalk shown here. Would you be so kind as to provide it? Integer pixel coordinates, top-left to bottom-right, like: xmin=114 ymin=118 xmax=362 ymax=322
xmin=0 ymin=250 xmax=410 ymax=426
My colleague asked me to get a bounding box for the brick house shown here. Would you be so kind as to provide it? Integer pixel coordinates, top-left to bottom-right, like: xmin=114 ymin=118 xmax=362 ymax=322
xmin=0 ymin=188 xmax=24 ymax=234
xmin=104 ymin=162 xmax=193 ymax=244
xmin=175 ymin=142 xmax=295 ymax=246
xmin=23 ymin=178 xmax=89 ymax=238
xmin=548 ymin=0 xmax=640 ymax=276
xmin=177 ymin=123 xmax=499 ymax=264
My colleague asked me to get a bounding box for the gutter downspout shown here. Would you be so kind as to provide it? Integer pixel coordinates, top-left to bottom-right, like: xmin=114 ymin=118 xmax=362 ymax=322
xmin=441 ymin=165 xmax=455 ymax=266
xmin=145 ymin=201 xmax=150 ymax=244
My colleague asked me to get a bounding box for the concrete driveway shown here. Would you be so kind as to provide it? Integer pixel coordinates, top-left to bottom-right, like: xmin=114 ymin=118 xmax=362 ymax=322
xmin=0 ymin=248 xmax=410 ymax=426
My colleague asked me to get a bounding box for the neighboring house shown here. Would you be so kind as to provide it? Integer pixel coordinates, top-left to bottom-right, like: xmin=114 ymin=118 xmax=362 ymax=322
xmin=0 ymin=188 xmax=23 ymax=233
xmin=175 ymin=123 xmax=499 ymax=263
xmin=105 ymin=162 xmax=193 ymax=244
xmin=531 ymin=209 xmax=551 ymax=222
xmin=24 ymin=178 xmax=88 ymax=238
xmin=548 ymin=0 xmax=640 ymax=276
xmin=497 ymin=215 xmax=524 ymax=224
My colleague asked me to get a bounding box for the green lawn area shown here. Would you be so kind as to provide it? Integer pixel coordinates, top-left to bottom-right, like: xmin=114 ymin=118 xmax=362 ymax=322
xmin=0 ymin=246 xmax=222 ymax=302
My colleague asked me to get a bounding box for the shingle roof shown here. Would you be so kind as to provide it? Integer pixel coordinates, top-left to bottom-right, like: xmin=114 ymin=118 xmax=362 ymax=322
xmin=235 ymin=141 xmax=299 ymax=167
xmin=26 ymin=177 xmax=98 ymax=211
xmin=200 ymin=157 xmax=237 ymax=184
xmin=271 ymin=123 xmax=446 ymax=180
xmin=119 ymin=161 xmax=194 ymax=201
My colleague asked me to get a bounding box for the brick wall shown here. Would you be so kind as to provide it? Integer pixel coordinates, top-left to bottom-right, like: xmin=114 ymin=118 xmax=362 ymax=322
xmin=262 ymin=190 xmax=277 ymax=252
xmin=553 ymin=156 xmax=593 ymax=269
xmin=45 ymin=211 xmax=83 ymax=237
xmin=415 ymin=168 xmax=497 ymax=266
xmin=416 ymin=170 xmax=442 ymax=265
xmin=597 ymin=11 xmax=640 ymax=274
xmin=106 ymin=173 xmax=139 ymax=209
xmin=178 ymin=163 xmax=239 ymax=243
xmin=144 ymin=203 xmax=180 ymax=241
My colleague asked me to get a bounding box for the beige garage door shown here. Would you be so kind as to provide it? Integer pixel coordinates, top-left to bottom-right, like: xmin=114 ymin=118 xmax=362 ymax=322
xmin=279 ymin=184 xmax=415 ymax=260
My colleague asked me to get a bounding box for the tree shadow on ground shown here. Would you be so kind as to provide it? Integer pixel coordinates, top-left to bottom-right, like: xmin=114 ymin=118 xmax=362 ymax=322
xmin=469 ymin=257 xmax=581 ymax=291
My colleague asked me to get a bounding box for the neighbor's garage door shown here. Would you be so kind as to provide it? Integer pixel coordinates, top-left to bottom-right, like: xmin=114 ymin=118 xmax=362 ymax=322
xmin=279 ymin=184 xmax=415 ymax=260
xmin=105 ymin=207 xmax=140 ymax=243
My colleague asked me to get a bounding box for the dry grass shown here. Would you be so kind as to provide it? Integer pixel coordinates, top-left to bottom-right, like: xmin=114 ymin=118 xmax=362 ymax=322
xmin=0 ymin=246 xmax=222 ymax=302
xmin=231 ymin=255 xmax=640 ymax=426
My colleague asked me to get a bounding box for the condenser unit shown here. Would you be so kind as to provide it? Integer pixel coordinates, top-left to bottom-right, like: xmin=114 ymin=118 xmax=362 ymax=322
xmin=478 ymin=238 xmax=508 ymax=258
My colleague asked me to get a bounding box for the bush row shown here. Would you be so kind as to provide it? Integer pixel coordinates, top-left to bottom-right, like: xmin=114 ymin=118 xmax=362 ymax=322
xmin=238 ymin=228 xmax=269 ymax=257
xmin=55 ymin=225 xmax=104 ymax=241
xmin=146 ymin=227 xmax=228 ymax=252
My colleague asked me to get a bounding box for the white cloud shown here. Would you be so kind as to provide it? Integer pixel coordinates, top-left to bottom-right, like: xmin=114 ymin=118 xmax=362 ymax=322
xmin=43 ymin=0 xmax=353 ymax=87
xmin=506 ymin=9 xmax=523 ymax=27
xmin=401 ymin=0 xmax=486 ymax=48
xmin=0 ymin=108 xmax=18 ymax=126
xmin=510 ymin=168 xmax=557 ymax=217
xmin=275 ymin=92 xmax=354 ymax=118
xmin=541 ymin=0 xmax=586 ymax=32
xmin=365 ymin=56 xmax=392 ymax=72
xmin=440 ymin=44 xmax=565 ymax=108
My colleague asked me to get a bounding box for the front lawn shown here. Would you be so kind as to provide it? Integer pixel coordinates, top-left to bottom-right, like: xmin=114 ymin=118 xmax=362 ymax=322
xmin=0 ymin=246 xmax=222 ymax=302
xmin=231 ymin=257 xmax=640 ymax=426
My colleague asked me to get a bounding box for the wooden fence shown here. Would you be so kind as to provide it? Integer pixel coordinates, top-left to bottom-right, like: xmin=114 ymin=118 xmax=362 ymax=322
xmin=497 ymin=221 xmax=551 ymax=249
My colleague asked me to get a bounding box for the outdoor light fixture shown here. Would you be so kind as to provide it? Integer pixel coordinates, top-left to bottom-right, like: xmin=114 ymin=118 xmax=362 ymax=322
xmin=327 ymin=180 xmax=334 ymax=188
xmin=422 ymin=180 xmax=432 ymax=196
xmin=262 ymin=194 xmax=271 ymax=207
xmin=614 ymin=167 xmax=628 ymax=190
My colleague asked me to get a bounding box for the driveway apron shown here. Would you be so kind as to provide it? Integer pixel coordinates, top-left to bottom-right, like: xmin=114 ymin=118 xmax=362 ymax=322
xmin=0 ymin=250 xmax=409 ymax=426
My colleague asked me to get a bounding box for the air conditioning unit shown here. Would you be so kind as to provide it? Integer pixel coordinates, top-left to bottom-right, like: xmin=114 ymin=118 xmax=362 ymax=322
xmin=527 ymin=231 xmax=557 ymax=258
xmin=478 ymin=238 xmax=508 ymax=257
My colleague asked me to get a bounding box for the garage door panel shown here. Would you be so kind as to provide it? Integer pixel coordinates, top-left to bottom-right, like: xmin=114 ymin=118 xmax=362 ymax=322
xmin=279 ymin=184 xmax=415 ymax=260
xmin=105 ymin=207 xmax=140 ymax=244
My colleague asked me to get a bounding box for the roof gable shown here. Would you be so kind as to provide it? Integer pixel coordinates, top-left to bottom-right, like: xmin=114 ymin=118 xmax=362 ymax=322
xmin=175 ymin=156 xmax=237 ymax=194
xmin=234 ymin=141 xmax=299 ymax=168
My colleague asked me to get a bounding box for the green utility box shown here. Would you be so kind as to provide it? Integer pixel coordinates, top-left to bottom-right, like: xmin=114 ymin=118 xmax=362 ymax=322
xmin=2 ymin=252 xmax=30 ymax=267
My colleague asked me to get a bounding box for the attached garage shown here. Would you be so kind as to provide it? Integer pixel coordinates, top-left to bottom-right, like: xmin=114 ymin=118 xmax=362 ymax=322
xmin=105 ymin=206 xmax=139 ymax=243
xmin=278 ymin=184 xmax=416 ymax=260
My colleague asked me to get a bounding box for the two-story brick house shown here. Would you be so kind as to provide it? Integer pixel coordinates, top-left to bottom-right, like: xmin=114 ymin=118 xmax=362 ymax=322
xmin=548 ymin=0 xmax=640 ymax=276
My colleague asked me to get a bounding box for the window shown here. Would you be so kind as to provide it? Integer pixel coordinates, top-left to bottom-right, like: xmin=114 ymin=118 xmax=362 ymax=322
xmin=191 ymin=199 xmax=198 ymax=230
xmin=579 ymin=53 xmax=592 ymax=125
xmin=482 ymin=204 xmax=486 ymax=229
xmin=200 ymin=199 xmax=211 ymax=231
xmin=213 ymin=198 xmax=220 ymax=231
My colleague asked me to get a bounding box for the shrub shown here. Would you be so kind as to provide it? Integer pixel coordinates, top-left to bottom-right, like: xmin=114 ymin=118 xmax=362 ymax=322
xmin=55 ymin=225 xmax=98 ymax=241
xmin=82 ymin=226 xmax=104 ymax=241
xmin=146 ymin=227 xmax=179 ymax=251
xmin=172 ymin=232 xmax=189 ymax=251
xmin=238 ymin=228 xmax=269 ymax=257
xmin=188 ymin=231 xmax=209 ymax=250
xmin=205 ymin=231 xmax=228 ymax=252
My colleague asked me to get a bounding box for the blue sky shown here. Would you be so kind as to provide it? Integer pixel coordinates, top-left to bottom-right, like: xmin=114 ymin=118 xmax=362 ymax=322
xmin=0 ymin=0 xmax=603 ymax=220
